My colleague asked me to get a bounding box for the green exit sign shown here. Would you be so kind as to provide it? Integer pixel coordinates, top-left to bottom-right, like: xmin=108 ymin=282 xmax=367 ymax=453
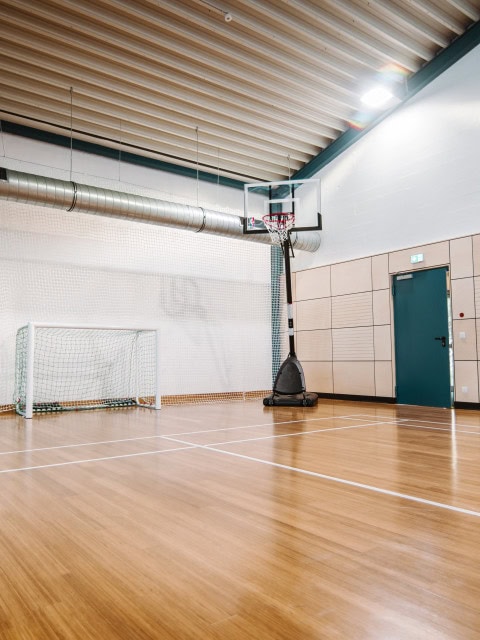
xmin=410 ymin=253 xmax=424 ymax=264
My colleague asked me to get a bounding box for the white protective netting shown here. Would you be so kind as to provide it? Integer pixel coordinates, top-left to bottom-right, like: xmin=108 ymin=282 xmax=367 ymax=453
xmin=0 ymin=161 xmax=286 ymax=411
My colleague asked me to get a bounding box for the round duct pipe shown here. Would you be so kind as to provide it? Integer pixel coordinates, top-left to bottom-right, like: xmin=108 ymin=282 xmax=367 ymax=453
xmin=0 ymin=168 xmax=321 ymax=252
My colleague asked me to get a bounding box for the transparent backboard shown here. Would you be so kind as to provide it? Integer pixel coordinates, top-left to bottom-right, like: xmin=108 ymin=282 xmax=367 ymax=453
xmin=243 ymin=178 xmax=322 ymax=234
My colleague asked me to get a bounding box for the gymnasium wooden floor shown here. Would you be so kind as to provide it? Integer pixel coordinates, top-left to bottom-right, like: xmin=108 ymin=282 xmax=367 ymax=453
xmin=0 ymin=400 xmax=479 ymax=639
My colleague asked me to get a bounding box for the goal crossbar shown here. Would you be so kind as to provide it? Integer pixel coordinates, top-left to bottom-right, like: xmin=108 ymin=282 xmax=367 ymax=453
xmin=17 ymin=323 xmax=161 ymax=419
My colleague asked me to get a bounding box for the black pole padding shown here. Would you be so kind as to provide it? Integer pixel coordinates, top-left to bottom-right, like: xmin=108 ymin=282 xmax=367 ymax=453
xmin=283 ymin=236 xmax=296 ymax=357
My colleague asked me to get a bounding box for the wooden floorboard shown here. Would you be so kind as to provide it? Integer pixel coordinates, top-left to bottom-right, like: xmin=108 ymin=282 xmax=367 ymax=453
xmin=0 ymin=400 xmax=479 ymax=638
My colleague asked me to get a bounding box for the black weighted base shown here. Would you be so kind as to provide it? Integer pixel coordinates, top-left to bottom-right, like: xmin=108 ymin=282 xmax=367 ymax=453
xmin=263 ymin=392 xmax=318 ymax=407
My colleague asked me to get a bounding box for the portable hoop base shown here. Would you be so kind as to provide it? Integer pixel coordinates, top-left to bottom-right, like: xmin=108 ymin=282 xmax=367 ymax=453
xmin=263 ymin=392 xmax=318 ymax=407
xmin=263 ymin=354 xmax=318 ymax=407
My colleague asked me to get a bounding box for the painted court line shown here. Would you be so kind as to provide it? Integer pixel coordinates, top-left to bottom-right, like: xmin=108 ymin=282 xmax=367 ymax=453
xmin=195 ymin=443 xmax=480 ymax=519
xmin=186 ymin=420 xmax=399 ymax=447
xmin=400 ymin=418 xmax=480 ymax=429
xmin=0 ymin=434 xmax=174 ymax=457
xmin=0 ymin=445 xmax=195 ymax=475
xmin=395 ymin=423 xmax=480 ymax=436
xmin=0 ymin=414 xmax=371 ymax=457
xmin=4 ymin=430 xmax=479 ymax=519
xmin=162 ymin=414 xmax=363 ymax=438
xmin=0 ymin=414 xmax=377 ymax=457
xmin=355 ymin=414 xmax=480 ymax=432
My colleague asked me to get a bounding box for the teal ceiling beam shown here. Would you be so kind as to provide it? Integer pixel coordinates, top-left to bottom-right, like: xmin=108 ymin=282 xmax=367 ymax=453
xmin=294 ymin=20 xmax=480 ymax=181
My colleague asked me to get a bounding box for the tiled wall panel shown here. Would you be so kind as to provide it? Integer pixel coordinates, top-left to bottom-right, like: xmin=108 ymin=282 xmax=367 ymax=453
xmin=302 ymin=361 xmax=333 ymax=394
xmin=331 ymin=258 xmax=372 ymax=296
xmin=473 ymin=235 xmax=480 ymax=277
xmin=331 ymin=292 xmax=373 ymax=328
xmin=296 ymin=266 xmax=330 ymax=301
xmin=296 ymin=298 xmax=331 ymax=331
xmin=296 ymin=234 xmax=480 ymax=405
xmin=455 ymin=361 xmax=479 ymax=403
xmin=372 ymin=254 xmax=389 ymax=290
xmin=333 ymin=362 xmax=375 ymax=396
xmin=332 ymin=327 xmax=374 ymax=361
xmin=450 ymin=236 xmax=473 ymax=279
xmin=452 ymin=319 xmax=477 ymax=361
xmin=451 ymin=277 xmax=476 ymax=320
xmin=372 ymin=289 xmax=390 ymax=326
xmin=375 ymin=362 xmax=393 ymax=397
xmin=296 ymin=330 xmax=332 ymax=362
xmin=374 ymin=325 xmax=392 ymax=361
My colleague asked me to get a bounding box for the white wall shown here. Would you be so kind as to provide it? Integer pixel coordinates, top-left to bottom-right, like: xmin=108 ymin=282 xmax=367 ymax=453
xmin=0 ymin=135 xmax=272 ymax=406
xmin=294 ymin=43 xmax=480 ymax=272
xmin=292 ymin=43 xmax=480 ymax=401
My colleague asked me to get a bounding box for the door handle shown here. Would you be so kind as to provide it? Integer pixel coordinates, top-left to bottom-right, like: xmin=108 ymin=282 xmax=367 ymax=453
xmin=435 ymin=336 xmax=447 ymax=348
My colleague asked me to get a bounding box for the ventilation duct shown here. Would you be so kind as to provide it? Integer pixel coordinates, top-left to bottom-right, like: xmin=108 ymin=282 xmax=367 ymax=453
xmin=0 ymin=169 xmax=321 ymax=253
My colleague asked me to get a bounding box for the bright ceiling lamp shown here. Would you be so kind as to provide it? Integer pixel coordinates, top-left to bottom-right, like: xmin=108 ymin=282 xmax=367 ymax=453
xmin=361 ymin=85 xmax=394 ymax=108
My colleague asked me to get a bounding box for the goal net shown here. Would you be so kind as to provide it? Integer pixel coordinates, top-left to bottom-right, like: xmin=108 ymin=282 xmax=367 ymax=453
xmin=14 ymin=323 xmax=160 ymax=418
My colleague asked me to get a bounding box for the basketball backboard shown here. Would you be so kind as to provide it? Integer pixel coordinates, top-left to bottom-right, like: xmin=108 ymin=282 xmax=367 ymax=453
xmin=243 ymin=178 xmax=322 ymax=235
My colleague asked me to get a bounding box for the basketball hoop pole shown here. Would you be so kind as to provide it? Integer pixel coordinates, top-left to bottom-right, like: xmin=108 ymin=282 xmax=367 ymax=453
xmin=262 ymin=183 xmax=319 ymax=407
xmin=282 ymin=237 xmax=296 ymax=358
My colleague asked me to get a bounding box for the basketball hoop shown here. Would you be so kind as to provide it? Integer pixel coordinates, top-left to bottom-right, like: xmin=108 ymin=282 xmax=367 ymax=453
xmin=262 ymin=212 xmax=295 ymax=244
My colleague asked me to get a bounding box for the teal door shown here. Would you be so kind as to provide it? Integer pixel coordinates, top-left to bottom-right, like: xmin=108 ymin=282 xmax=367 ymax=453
xmin=393 ymin=267 xmax=451 ymax=408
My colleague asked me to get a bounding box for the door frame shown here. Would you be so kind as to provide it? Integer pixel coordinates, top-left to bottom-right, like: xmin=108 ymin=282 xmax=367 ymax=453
xmin=391 ymin=265 xmax=454 ymax=407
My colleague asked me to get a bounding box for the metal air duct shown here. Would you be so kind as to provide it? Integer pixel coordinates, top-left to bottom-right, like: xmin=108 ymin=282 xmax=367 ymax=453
xmin=0 ymin=169 xmax=321 ymax=252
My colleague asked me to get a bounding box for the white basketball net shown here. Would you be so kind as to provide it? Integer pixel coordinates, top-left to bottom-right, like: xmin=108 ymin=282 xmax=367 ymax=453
xmin=262 ymin=213 xmax=295 ymax=244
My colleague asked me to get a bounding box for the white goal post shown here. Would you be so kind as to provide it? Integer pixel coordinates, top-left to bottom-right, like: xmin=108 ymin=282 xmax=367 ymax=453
xmin=15 ymin=323 xmax=161 ymax=419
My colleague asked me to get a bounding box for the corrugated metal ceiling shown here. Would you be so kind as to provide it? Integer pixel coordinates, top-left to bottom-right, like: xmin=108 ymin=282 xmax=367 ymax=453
xmin=0 ymin=0 xmax=479 ymax=182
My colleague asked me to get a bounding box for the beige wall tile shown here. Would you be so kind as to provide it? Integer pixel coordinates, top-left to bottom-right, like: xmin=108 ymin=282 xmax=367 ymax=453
xmin=333 ymin=362 xmax=375 ymax=396
xmin=450 ymin=236 xmax=473 ymax=279
xmin=375 ymin=361 xmax=394 ymax=397
xmin=388 ymin=241 xmax=449 ymax=274
xmin=476 ymin=319 xmax=480 ymax=360
xmin=372 ymin=253 xmax=389 ymax=290
xmin=454 ymin=361 xmax=479 ymax=403
xmin=475 ymin=277 xmax=480 ymax=317
xmin=331 ymin=257 xmax=372 ymax=296
xmin=452 ymin=319 xmax=477 ymax=361
xmin=374 ymin=325 xmax=392 ymax=361
xmin=473 ymin=235 xmax=480 ymax=277
xmin=373 ymin=289 xmax=391 ymax=326
xmin=296 ymin=330 xmax=332 ymax=361
xmin=302 ymin=361 xmax=333 ymax=393
xmin=331 ymin=292 xmax=373 ymax=328
xmin=296 ymin=266 xmax=330 ymax=301
xmin=451 ymin=277 xmax=475 ymax=320
xmin=296 ymin=298 xmax=331 ymax=331
xmin=332 ymin=327 xmax=374 ymax=361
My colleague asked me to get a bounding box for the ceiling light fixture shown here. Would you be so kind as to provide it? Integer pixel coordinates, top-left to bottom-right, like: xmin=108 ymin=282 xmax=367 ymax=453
xmin=361 ymin=86 xmax=394 ymax=109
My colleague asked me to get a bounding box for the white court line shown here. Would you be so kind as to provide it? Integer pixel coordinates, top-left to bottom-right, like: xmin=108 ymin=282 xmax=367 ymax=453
xmin=400 ymin=418 xmax=480 ymax=429
xmin=161 ymin=437 xmax=480 ymax=519
xmin=0 ymin=414 xmax=365 ymax=457
xmin=174 ymin=420 xmax=399 ymax=447
xmin=394 ymin=423 xmax=480 ymax=436
xmin=0 ymin=434 xmax=174 ymax=457
xmin=162 ymin=414 xmax=361 ymax=438
xmin=355 ymin=414 xmax=480 ymax=432
xmin=0 ymin=445 xmax=195 ymax=475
